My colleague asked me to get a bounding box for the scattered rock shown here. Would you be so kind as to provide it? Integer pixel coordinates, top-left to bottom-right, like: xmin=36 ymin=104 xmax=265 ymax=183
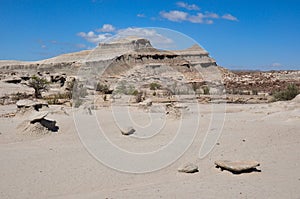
xmin=174 ymin=103 xmax=188 ymax=109
xmin=3 ymin=77 xmax=22 ymax=84
xmin=215 ymin=160 xmax=260 ymax=174
xmin=178 ymin=163 xmax=199 ymax=173
xmin=139 ymin=98 xmax=152 ymax=108
xmin=120 ymin=126 xmax=135 ymax=135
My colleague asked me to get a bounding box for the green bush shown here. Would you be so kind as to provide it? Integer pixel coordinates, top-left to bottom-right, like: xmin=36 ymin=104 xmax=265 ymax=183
xmin=273 ymin=84 xmax=299 ymax=101
xmin=96 ymin=82 xmax=109 ymax=94
xmin=150 ymin=82 xmax=161 ymax=90
xmin=28 ymin=75 xmax=49 ymax=98
xmin=203 ymin=86 xmax=210 ymax=95
xmin=132 ymin=90 xmax=139 ymax=96
xmin=252 ymin=90 xmax=258 ymax=95
xmin=114 ymin=81 xmax=137 ymax=95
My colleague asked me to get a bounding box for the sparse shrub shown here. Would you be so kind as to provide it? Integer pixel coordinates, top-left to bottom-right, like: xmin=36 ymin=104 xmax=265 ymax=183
xmin=127 ymin=85 xmax=136 ymax=95
xmin=132 ymin=90 xmax=139 ymax=96
xmin=44 ymin=92 xmax=71 ymax=105
xmin=11 ymin=92 xmax=32 ymax=101
xmin=28 ymin=75 xmax=49 ymax=98
xmin=191 ymin=82 xmax=201 ymax=92
xmin=252 ymin=90 xmax=258 ymax=95
xmin=203 ymin=86 xmax=210 ymax=95
xmin=273 ymin=83 xmax=299 ymax=101
xmin=135 ymin=92 xmax=143 ymax=103
xmin=150 ymin=82 xmax=161 ymax=90
xmin=114 ymin=81 xmax=137 ymax=95
xmin=96 ymin=82 xmax=110 ymax=94
xmin=103 ymin=95 xmax=107 ymax=101
xmin=71 ymin=80 xmax=88 ymax=108
xmin=74 ymin=99 xmax=83 ymax=108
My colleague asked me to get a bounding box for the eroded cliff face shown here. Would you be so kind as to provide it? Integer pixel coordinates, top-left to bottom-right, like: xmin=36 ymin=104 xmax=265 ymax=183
xmin=0 ymin=37 xmax=217 ymax=75
xmin=0 ymin=37 xmax=223 ymax=101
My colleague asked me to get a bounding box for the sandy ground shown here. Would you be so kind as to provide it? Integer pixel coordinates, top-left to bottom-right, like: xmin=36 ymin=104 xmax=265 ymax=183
xmin=0 ymin=99 xmax=299 ymax=199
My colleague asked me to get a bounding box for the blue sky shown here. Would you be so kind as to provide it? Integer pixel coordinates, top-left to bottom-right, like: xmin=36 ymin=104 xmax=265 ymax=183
xmin=1 ymin=0 xmax=300 ymax=70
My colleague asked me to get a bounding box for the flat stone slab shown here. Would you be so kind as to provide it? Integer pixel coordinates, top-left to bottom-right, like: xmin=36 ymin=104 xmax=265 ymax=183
xmin=29 ymin=111 xmax=49 ymax=123
xmin=215 ymin=160 xmax=260 ymax=174
xmin=178 ymin=163 xmax=199 ymax=173
xmin=120 ymin=127 xmax=135 ymax=135
xmin=16 ymin=99 xmax=48 ymax=110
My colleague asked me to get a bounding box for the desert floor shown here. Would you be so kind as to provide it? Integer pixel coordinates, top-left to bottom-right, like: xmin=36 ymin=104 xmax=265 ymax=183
xmin=0 ymin=100 xmax=299 ymax=199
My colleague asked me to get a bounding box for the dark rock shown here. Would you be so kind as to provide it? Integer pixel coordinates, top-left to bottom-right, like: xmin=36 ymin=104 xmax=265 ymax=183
xmin=121 ymin=127 xmax=135 ymax=135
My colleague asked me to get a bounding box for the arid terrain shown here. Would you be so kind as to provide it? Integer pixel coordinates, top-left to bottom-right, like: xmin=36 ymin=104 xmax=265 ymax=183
xmin=0 ymin=37 xmax=299 ymax=198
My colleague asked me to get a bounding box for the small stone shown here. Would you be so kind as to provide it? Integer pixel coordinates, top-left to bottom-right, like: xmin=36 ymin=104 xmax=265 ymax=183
xmin=174 ymin=103 xmax=188 ymax=109
xmin=121 ymin=127 xmax=135 ymax=135
xmin=139 ymin=99 xmax=152 ymax=108
xmin=178 ymin=163 xmax=198 ymax=173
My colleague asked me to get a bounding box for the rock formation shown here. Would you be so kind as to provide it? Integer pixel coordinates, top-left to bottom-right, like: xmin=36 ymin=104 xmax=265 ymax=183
xmin=0 ymin=37 xmax=299 ymax=105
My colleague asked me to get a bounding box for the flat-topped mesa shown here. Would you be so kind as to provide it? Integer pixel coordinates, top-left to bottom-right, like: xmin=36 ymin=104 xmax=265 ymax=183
xmin=100 ymin=37 xmax=152 ymax=49
xmin=0 ymin=37 xmax=218 ymax=74
xmin=85 ymin=37 xmax=153 ymax=61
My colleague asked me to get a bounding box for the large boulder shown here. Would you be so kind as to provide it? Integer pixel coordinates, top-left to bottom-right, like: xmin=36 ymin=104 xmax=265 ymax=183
xmin=292 ymin=94 xmax=300 ymax=103
xmin=28 ymin=111 xmax=58 ymax=132
xmin=215 ymin=160 xmax=260 ymax=174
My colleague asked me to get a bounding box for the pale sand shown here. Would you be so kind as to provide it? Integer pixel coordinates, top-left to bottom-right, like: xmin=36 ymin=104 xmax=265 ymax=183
xmin=0 ymin=101 xmax=299 ymax=198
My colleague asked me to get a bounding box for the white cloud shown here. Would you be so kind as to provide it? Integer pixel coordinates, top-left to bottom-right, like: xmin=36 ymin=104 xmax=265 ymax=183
xmin=76 ymin=43 xmax=86 ymax=49
xmin=206 ymin=20 xmax=214 ymax=25
xmin=160 ymin=10 xmax=188 ymax=22
xmin=160 ymin=11 xmax=220 ymax=24
xmin=77 ymin=26 xmax=175 ymax=49
xmin=77 ymin=31 xmax=112 ymax=44
xmin=187 ymin=13 xmax=204 ymax=23
xmin=116 ymin=28 xmax=174 ymax=48
xmin=222 ymin=14 xmax=238 ymax=21
xmin=205 ymin=12 xmax=219 ymax=19
xmin=176 ymin=2 xmax=200 ymax=11
xmin=96 ymin=24 xmax=116 ymax=32
xmin=271 ymin=62 xmax=282 ymax=67
xmin=137 ymin=13 xmax=146 ymax=18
